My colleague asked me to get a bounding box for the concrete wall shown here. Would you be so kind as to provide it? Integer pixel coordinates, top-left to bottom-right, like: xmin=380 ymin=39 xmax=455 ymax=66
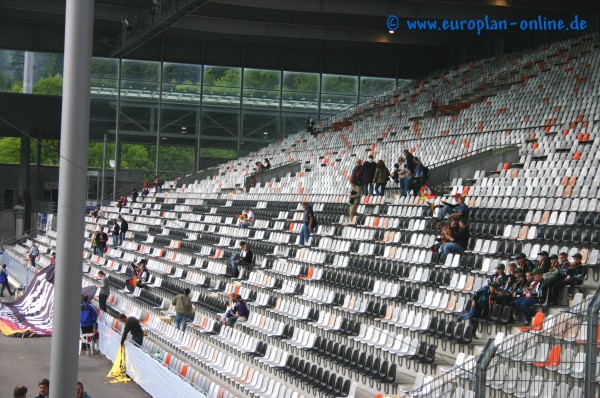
xmin=428 ymin=146 xmax=520 ymax=187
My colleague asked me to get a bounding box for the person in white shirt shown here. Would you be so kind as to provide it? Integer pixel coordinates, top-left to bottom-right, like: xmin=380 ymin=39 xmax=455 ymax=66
xmin=236 ymin=208 xmax=255 ymax=229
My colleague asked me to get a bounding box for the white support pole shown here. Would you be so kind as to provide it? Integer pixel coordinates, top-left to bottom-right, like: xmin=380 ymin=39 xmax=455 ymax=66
xmin=49 ymin=1 xmax=94 ymax=397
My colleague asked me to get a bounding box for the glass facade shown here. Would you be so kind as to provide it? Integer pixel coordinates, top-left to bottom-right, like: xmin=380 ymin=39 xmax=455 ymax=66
xmin=0 ymin=49 xmax=405 ymax=177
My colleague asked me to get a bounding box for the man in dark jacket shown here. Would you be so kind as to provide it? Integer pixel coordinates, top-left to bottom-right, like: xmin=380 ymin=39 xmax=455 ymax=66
xmin=513 ymin=268 xmax=547 ymax=326
xmin=0 ymin=263 xmax=14 ymax=297
xmin=118 ymin=313 xmax=144 ymax=346
xmin=439 ymin=217 xmax=469 ymax=254
xmin=360 ymin=155 xmax=376 ymax=196
xmin=111 ymin=219 xmax=120 ymax=248
xmin=536 ymin=251 xmax=551 ymax=273
xmin=403 ymin=150 xmax=415 ymax=174
xmin=515 ymin=253 xmax=535 ymax=273
xmin=119 ymin=216 xmax=128 ymax=245
xmin=547 ymin=253 xmax=585 ymax=305
xmin=458 ymin=282 xmax=499 ymax=332
xmin=350 ymin=159 xmax=364 ymax=188
xmin=80 ymin=296 xmax=97 ymax=350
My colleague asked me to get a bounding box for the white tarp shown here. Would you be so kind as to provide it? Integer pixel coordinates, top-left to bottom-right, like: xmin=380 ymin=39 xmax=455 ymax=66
xmin=98 ymin=322 xmax=206 ymax=398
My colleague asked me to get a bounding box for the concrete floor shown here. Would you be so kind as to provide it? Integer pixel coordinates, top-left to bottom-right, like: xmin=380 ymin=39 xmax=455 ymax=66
xmin=0 ymin=298 xmax=151 ymax=398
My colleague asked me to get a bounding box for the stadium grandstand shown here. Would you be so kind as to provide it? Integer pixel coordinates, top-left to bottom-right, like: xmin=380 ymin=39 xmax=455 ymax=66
xmin=0 ymin=1 xmax=600 ymax=398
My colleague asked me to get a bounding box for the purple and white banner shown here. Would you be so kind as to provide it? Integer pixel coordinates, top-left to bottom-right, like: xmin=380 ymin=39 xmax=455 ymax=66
xmin=0 ymin=265 xmax=55 ymax=336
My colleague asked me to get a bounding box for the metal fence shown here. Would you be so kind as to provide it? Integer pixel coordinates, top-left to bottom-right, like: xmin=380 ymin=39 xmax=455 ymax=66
xmin=403 ymin=288 xmax=600 ymax=397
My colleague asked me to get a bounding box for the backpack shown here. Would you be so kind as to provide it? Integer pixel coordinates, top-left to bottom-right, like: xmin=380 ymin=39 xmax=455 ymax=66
xmin=354 ymin=167 xmax=363 ymax=183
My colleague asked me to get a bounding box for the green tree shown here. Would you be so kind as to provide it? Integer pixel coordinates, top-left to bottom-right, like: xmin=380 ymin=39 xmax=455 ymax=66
xmin=39 ymin=140 xmax=60 ymax=165
xmin=38 ymin=53 xmax=63 ymax=79
xmin=173 ymin=80 xmax=200 ymax=93
xmin=122 ymin=144 xmax=152 ymax=170
xmin=159 ymin=145 xmax=195 ymax=172
xmin=11 ymin=82 xmax=22 ymax=93
xmin=0 ymin=137 xmax=21 ymax=163
xmin=0 ymin=69 xmax=14 ymax=92
xmin=32 ymin=75 xmax=63 ymax=96
xmin=9 ymin=51 xmax=24 ymax=80
xmin=88 ymin=142 xmax=115 ymax=168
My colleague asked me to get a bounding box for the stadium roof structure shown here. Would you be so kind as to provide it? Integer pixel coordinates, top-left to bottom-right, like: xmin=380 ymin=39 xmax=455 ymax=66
xmin=0 ymin=0 xmax=598 ymax=79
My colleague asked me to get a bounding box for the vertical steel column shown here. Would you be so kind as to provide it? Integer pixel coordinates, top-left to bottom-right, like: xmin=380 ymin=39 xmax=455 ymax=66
xmin=475 ymin=338 xmax=496 ymax=398
xmin=49 ymin=1 xmax=94 ymax=397
xmin=278 ymin=49 xmax=284 ymax=140
xmin=112 ymin=59 xmax=122 ymax=199
xmin=238 ymin=48 xmax=245 ymax=157
xmin=196 ymin=62 xmax=204 ymax=172
xmin=155 ymin=40 xmax=164 ymax=176
xmin=584 ymin=286 xmax=600 ymax=396
xmin=100 ymin=132 xmax=107 ymax=204
xmin=317 ymin=48 xmax=323 ymax=122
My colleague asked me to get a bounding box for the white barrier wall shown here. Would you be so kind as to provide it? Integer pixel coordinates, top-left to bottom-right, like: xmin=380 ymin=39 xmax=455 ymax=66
xmin=98 ymin=322 xmax=206 ymax=398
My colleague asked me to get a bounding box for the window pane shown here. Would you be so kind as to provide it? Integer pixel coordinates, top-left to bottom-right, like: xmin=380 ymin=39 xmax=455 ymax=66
xmin=321 ymin=74 xmax=357 ymax=112
xmin=282 ymin=71 xmax=319 ymax=113
xmin=360 ymin=77 xmax=396 ymax=100
xmin=121 ymin=59 xmax=160 ymax=100
xmin=162 ymin=62 xmax=202 ymax=105
xmin=243 ymin=68 xmax=280 ymax=110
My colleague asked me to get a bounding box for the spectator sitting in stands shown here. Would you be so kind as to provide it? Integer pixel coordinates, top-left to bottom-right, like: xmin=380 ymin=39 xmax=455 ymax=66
xmin=431 ymin=220 xmax=458 ymax=254
xmin=433 ymin=193 xmax=469 ymax=224
xmin=360 ymin=155 xmax=376 ymax=196
xmin=496 ymin=267 xmax=524 ymax=306
xmin=458 ymin=281 xmax=499 ymax=336
xmin=131 ymin=187 xmax=139 ymax=203
xmin=545 ymin=254 xmax=560 ymax=274
xmin=117 ymin=195 xmax=127 ymax=212
xmin=513 ymin=268 xmax=547 ymax=326
xmin=558 ymin=251 xmax=570 ymax=269
xmin=91 ymin=208 xmax=102 ymax=223
xmin=514 ymin=253 xmax=535 ymax=273
xmin=406 ymin=170 xmax=421 ymax=197
xmin=141 ymin=180 xmax=150 ymax=199
xmin=403 ymin=149 xmax=415 ymax=174
xmin=490 ymin=263 xmax=508 ymax=287
xmin=263 ymin=158 xmax=271 ymax=171
xmin=130 ymin=259 xmax=149 ymax=286
xmin=50 ymin=252 xmax=56 ymax=267
xmin=547 ymin=253 xmax=585 ymax=306
xmin=236 ymin=208 xmax=255 ymax=229
xmin=506 ymin=262 xmax=517 ymax=277
xmin=373 ymin=160 xmax=390 ymax=197
xmin=218 ymin=293 xmax=236 ymax=323
xmin=306 ymin=116 xmax=315 ymax=135
xmin=226 ymin=295 xmax=250 ymax=327
xmin=537 ymin=251 xmax=551 ymax=273
xmin=438 ymin=217 xmax=469 ymax=254
xmin=255 ymin=162 xmax=264 ymax=173
xmin=228 ymin=241 xmax=253 ymax=277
